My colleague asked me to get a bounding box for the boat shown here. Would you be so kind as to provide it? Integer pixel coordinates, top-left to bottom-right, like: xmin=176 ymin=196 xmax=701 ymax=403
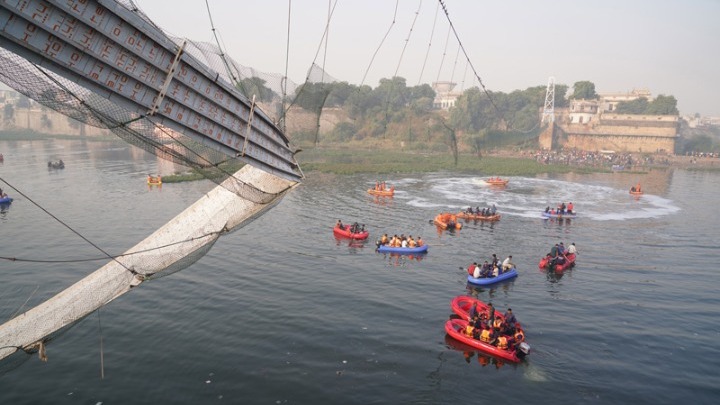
xmin=367 ymin=186 xmax=394 ymax=197
xmin=456 ymin=212 xmax=501 ymax=222
xmin=47 ymin=160 xmax=65 ymax=169
xmin=147 ymin=175 xmax=162 ymax=185
xmin=541 ymin=211 xmax=576 ymax=219
xmin=485 ymin=178 xmax=508 ymax=186
xmin=333 ymin=224 xmax=369 ymax=240
xmin=445 ymin=318 xmax=528 ymax=363
xmin=434 ymin=213 xmax=462 ymax=230
xmin=538 ymin=253 xmax=576 ymax=271
xmin=466 ymin=268 xmax=518 ymax=286
xmin=446 ymin=296 xmax=529 ymax=361
xmin=377 ymin=244 xmax=428 ymax=254
xmin=0 ymin=196 xmax=12 ymax=204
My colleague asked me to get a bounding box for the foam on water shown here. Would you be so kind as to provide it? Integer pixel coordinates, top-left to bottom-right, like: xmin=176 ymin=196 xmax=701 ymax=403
xmin=404 ymin=176 xmax=680 ymax=221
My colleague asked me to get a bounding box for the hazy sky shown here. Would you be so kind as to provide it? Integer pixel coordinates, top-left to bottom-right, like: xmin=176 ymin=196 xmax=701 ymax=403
xmin=134 ymin=1 xmax=717 ymax=116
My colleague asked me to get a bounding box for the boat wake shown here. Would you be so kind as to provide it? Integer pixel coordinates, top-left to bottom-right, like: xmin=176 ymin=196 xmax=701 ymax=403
xmin=399 ymin=176 xmax=680 ymax=221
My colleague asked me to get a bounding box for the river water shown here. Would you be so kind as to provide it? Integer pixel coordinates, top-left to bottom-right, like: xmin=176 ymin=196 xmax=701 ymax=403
xmin=1 ymin=139 xmax=719 ymax=404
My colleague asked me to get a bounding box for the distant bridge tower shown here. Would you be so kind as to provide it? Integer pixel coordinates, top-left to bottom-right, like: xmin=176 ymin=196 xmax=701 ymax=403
xmin=542 ymin=76 xmax=555 ymax=123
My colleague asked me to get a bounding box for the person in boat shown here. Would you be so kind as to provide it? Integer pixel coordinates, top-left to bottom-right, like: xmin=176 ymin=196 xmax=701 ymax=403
xmin=504 ymin=308 xmax=517 ymax=332
xmin=491 ymin=265 xmax=500 ymax=277
xmin=567 ymin=202 xmax=574 ymax=214
xmin=401 ymin=237 xmax=408 ymax=248
xmin=480 ymin=261 xmax=492 ymax=277
xmin=467 ymin=262 xmax=478 ymax=276
xmin=336 ymin=219 xmax=343 ymax=229
xmin=490 ymin=204 xmax=497 ymax=215
xmin=545 ymin=206 xmax=550 ymax=213
xmin=635 ymin=182 xmax=642 ymax=192
xmin=567 ymin=242 xmax=577 ymax=255
xmin=490 ymin=253 xmax=499 ymax=268
xmin=501 ymin=255 xmax=515 ymax=271
xmin=407 ymin=236 xmax=417 ymax=248
xmin=380 ymin=233 xmax=389 ymax=245
xmin=416 ymin=236 xmax=424 ymax=247
xmin=486 ymin=302 xmax=495 ymax=327
xmin=550 ymin=244 xmax=559 ymax=258
xmin=472 ymin=265 xmax=482 ymax=279
xmin=558 ymin=242 xmax=566 ymax=255
xmin=468 ymin=301 xmax=479 ymax=322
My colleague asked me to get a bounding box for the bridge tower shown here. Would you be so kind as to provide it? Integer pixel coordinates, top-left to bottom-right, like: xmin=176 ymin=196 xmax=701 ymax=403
xmin=542 ymin=77 xmax=555 ymax=123
xmin=539 ymin=77 xmax=556 ymax=149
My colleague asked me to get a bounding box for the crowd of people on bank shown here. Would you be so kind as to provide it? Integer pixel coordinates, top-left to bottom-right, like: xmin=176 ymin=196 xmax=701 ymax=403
xmin=464 ymin=301 xmax=525 ymax=351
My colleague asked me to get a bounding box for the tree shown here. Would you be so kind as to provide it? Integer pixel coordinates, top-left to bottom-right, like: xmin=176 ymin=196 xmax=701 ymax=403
xmin=325 ymin=81 xmax=355 ymax=107
xmin=236 ymin=77 xmax=276 ymax=103
xmin=292 ymin=82 xmax=332 ymax=112
xmin=646 ymin=95 xmax=678 ymax=115
xmin=615 ymin=98 xmax=650 ymax=114
xmin=569 ymin=81 xmax=597 ymax=100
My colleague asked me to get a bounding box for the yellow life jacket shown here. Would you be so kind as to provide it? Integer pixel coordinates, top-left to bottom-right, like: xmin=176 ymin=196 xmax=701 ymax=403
xmin=464 ymin=325 xmax=474 ymax=337
xmin=497 ymin=336 xmax=508 ymax=349
xmin=480 ymin=329 xmax=491 ymax=343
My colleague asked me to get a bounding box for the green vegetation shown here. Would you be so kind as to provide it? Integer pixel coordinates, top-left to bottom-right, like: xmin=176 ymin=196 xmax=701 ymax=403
xmin=296 ymin=148 xmax=604 ymax=176
xmin=569 ymin=81 xmax=597 ymax=100
xmin=614 ymin=94 xmax=679 ymax=115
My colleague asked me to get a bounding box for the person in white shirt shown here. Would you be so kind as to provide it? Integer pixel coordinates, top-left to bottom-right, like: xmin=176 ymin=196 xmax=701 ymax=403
xmin=502 ymin=255 xmax=514 ymax=271
xmin=567 ymin=243 xmax=577 ymax=255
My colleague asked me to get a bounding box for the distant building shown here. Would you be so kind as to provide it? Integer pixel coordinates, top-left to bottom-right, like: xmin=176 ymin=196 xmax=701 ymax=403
xmin=432 ymin=81 xmax=461 ymax=110
xmin=544 ymin=88 xmax=679 ymax=153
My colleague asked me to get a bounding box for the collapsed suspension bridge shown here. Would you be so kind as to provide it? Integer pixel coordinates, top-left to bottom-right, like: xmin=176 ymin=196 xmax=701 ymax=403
xmin=0 ymin=0 xmax=303 ymax=362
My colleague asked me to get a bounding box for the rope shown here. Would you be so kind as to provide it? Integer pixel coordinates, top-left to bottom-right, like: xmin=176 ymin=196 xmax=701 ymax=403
xmin=0 ymin=176 xmax=134 ymax=275
xmin=281 ymin=0 xmax=292 ymax=132
xmin=359 ymin=0 xmax=399 ymax=87
xmin=0 ymin=229 xmax=222 ymax=264
xmin=417 ymin=1 xmax=440 ymax=85
xmin=437 ymin=0 xmax=539 ymax=133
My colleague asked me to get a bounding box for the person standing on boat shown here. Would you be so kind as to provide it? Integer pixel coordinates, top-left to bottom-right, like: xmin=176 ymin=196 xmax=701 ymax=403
xmin=490 ymin=204 xmax=497 ymax=215
xmin=502 ymin=255 xmax=515 ymax=271
xmin=504 ymin=308 xmax=517 ymax=332
xmin=486 ymin=303 xmax=496 ymax=328
xmin=491 ymin=253 xmax=499 ymax=268
xmin=567 ymin=242 xmax=577 ymax=255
